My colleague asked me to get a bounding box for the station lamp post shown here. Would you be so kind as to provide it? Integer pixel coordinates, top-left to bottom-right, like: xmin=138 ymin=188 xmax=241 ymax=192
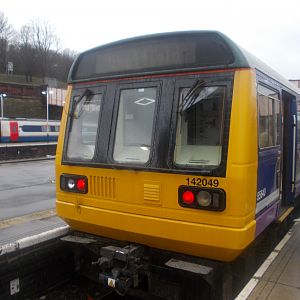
xmin=0 ymin=93 xmax=7 ymax=118
xmin=41 ymin=88 xmax=53 ymax=126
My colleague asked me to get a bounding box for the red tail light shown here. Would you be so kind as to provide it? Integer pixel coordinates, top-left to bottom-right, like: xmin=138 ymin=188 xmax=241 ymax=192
xmin=182 ymin=190 xmax=195 ymax=204
xmin=76 ymin=179 xmax=86 ymax=191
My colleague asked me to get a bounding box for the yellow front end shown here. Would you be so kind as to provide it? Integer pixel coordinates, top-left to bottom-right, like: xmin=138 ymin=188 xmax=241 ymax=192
xmin=56 ymin=69 xmax=258 ymax=262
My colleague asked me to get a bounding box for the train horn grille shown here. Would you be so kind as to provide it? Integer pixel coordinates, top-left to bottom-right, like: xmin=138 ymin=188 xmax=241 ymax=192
xmin=143 ymin=181 xmax=161 ymax=205
xmin=89 ymin=176 xmax=116 ymax=199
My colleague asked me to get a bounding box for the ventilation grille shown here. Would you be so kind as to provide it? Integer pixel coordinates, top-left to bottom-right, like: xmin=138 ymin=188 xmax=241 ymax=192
xmin=144 ymin=182 xmax=161 ymax=205
xmin=89 ymin=176 xmax=115 ymax=199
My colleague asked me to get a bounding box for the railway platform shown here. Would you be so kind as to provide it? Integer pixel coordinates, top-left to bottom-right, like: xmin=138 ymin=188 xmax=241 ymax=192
xmin=0 ymin=211 xmax=68 ymax=252
xmin=236 ymin=219 xmax=300 ymax=300
xmin=0 ymin=211 xmax=72 ymax=299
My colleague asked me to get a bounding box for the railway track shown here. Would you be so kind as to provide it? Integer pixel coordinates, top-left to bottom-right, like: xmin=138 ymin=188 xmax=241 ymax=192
xmin=0 ymin=142 xmax=56 ymax=161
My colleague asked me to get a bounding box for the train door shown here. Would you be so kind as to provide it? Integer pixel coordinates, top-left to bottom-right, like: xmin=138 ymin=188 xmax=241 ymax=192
xmin=256 ymin=85 xmax=282 ymax=218
xmin=281 ymin=90 xmax=297 ymax=206
xmin=9 ymin=121 xmax=19 ymax=141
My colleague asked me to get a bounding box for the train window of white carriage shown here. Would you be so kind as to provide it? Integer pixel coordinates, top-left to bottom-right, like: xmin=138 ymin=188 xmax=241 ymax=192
xmin=66 ymin=92 xmax=102 ymax=160
xmin=113 ymin=87 xmax=157 ymax=163
xmin=174 ymin=85 xmax=225 ymax=166
xmin=258 ymin=85 xmax=280 ymax=149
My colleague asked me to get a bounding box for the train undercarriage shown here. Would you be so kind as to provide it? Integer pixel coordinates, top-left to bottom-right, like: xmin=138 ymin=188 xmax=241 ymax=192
xmin=61 ymin=206 xmax=297 ymax=300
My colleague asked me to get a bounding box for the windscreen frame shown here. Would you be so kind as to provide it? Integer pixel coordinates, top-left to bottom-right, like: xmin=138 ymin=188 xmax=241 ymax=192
xmin=62 ymin=72 xmax=233 ymax=177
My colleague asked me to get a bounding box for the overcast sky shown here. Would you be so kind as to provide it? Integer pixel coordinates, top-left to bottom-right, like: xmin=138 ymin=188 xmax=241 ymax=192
xmin=1 ymin=0 xmax=300 ymax=79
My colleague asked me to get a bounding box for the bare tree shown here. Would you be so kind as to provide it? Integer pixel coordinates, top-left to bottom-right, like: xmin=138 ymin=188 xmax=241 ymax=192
xmin=30 ymin=18 xmax=60 ymax=80
xmin=18 ymin=25 xmax=37 ymax=82
xmin=1 ymin=13 xmax=73 ymax=83
xmin=0 ymin=11 xmax=14 ymax=39
xmin=53 ymin=48 xmax=77 ymax=81
xmin=0 ymin=11 xmax=15 ymax=73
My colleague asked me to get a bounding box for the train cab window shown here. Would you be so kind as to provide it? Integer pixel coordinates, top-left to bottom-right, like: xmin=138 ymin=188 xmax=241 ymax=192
xmin=113 ymin=87 xmax=157 ymax=164
xmin=258 ymin=85 xmax=280 ymax=148
xmin=174 ymin=85 xmax=225 ymax=166
xmin=66 ymin=91 xmax=102 ymax=160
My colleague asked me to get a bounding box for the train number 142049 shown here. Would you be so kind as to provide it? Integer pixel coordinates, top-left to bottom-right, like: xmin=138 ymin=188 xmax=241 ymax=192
xmin=186 ymin=177 xmax=219 ymax=187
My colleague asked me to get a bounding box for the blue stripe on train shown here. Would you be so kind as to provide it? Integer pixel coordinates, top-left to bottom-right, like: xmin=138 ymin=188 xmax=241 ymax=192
xmin=0 ymin=136 xmax=58 ymax=142
xmin=0 ymin=137 xmax=11 ymax=143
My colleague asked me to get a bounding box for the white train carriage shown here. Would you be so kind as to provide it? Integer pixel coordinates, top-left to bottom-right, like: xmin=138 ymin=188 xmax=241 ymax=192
xmin=0 ymin=118 xmax=60 ymax=143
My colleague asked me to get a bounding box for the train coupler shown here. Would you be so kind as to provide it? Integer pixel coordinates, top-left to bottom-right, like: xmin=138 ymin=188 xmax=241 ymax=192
xmin=94 ymin=244 xmax=146 ymax=296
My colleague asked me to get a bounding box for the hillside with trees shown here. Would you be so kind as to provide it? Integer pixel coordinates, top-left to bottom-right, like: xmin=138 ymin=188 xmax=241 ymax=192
xmin=0 ymin=11 xmax=76 ymax=84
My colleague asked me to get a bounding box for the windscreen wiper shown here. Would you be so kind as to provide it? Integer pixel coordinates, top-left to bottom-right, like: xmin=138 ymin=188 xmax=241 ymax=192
xmin=72 ymin=89 xmax=93 ymax=119
xmin=179 ymin=80 xmax=205 ymax=114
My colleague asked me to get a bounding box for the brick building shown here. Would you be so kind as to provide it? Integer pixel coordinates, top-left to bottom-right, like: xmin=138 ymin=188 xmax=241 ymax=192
xmin=0 ymin=82 xmax=66 ymax=120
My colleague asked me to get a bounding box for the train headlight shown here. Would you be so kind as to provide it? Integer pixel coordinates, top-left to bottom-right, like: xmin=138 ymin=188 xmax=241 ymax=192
xmin=196 ymin=190 xmax=212 ymax=207
xmin=67 ymin=178 xmax=76 ymax=190
xmin=178 ymin=186 xmax=226 ymax=211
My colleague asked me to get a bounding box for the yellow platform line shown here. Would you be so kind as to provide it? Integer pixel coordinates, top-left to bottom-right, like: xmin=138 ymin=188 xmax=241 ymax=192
xmin=276 ymin=207 xmax=294 ymax=223
xmin=0 ymin=209 xmax=56 ymax=229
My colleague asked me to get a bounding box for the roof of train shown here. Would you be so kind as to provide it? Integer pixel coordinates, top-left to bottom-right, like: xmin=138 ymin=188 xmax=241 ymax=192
xmin=240 ymin=47 xmax=300 ymax=94
xmin=69 ymin=31 xmax=300 ymax=95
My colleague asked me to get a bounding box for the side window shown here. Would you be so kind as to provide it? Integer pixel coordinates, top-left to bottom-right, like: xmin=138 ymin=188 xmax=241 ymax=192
xmin=113 ymin=87 xmax=157 ymax=164
xmin=258 ymin=85 xmax=280 ymax=149
xmin=66 ymin=91 xmax=102 ymax=160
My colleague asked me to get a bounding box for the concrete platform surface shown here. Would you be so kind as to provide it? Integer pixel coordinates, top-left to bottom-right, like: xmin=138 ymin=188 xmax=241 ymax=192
xmin=0 ymin=159 xmax=56 ymax=220
xmin=0 ymin=212 xmax=68 ymax=256
xmin=238 ymin=220 xmax=300 ymax=300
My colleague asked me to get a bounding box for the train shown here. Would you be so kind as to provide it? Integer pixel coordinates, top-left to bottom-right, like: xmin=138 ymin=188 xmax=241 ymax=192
xmin=0 ymin=118 xmax=60 ymax=143
xmin=55 ymin=31 xmax=300 ymax=298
